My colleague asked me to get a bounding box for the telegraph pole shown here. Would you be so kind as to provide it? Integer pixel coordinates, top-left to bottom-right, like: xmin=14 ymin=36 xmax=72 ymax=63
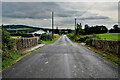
xmin=52 ymin=12 xmax=54 ymax=39
xmin=75 ymin=18 xmax=76 ymax=30
xmin=75 ymin=18 xmax=76 ymax=34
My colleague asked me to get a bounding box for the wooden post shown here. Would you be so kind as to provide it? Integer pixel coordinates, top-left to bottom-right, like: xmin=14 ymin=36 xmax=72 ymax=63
xmin=52 ymin=12 xmax=54 ymax=39
xmin=75 ymin=18 xmax=76 ymax=30
xmin=75 ymin=18 xmax=76 ymax=34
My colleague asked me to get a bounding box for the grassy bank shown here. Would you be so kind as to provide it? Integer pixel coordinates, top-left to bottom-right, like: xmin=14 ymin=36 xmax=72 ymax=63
xmin=84 ymin=45 xmax=119 ymax=66
xmin=67 ymin=33 xmax=120 ymax=66
xmin=2 ymin=46 xmax=43 ymax=70
xmin=3 ymin=34 xmax=60 ymax=70
xmin=38 ymin=34 xmax=60 ymax=44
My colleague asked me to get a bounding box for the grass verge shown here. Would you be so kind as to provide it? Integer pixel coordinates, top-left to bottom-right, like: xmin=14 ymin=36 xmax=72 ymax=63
xmin=3 ymin=35 xmax=60 ymax=70
xmin=67 ymin=35 xmax=119 ymax=66
xmin=83 ymin=45 xmax=119 ymax=66
xmin=2 ymin=46 xmax=44 ymax=70
xmin=38 ymin=34 xmax=60 ymax=44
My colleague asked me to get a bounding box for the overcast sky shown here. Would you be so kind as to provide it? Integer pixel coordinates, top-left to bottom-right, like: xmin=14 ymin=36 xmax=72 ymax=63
xmin=2 ymin=2 xmax=119 ymax=29
xmin=2 ymin=0 xmax=119 ymax=2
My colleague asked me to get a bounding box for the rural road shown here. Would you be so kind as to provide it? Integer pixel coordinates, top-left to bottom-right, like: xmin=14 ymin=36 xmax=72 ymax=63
xmin=3 ymin=35 xmax=118 ymax=78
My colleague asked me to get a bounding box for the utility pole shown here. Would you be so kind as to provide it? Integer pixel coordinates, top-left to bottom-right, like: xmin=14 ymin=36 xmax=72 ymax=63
xmin=52 ymin=12 xmax=54 ymax=39
xmin=75 ymin=18 xmax=76 ymax=34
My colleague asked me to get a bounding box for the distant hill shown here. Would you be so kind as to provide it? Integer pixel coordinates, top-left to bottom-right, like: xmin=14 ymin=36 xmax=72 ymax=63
xmin=3 ymin=25 xmax=73 ymax=33
xmin=3 ymin=25 xmax=52 ymax=31
xmin=3 ymin=25 xmax=43 ymax=33
xmin=3 ymin=25 xmax=40 ymax=29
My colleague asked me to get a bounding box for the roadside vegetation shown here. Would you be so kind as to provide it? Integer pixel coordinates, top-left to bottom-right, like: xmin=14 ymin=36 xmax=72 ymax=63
xmin=38 ymin=34 xmax=60 ymax=44
xmin=67 ymin=23 xmax=120 ymax=66
xmin=84 ymin=45 xmax=119 ymax=66
xmin=2 ymin=23 xmax=120 ymax=69
xmin=2 ymin=27 xmax=22 ymax=69
xmin=2 ymin=25 xmax=60 ymax=69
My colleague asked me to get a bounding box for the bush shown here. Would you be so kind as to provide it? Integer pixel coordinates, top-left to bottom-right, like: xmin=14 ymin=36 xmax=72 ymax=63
xmin=68 ymin=32 xmax=74 ymax=38
xmin=2 ymin=28 xmax=14 ymax=50
xmin=2 ymin=28 xmax=21 ymax=57
xmin=78 ymin=36 xmax=89 ymax=42
xmin=2 ymin=28 xmax=17 ymax=60
xmin=73 ymin=35 xmax=80 ymax=41
xmin=38 ymin=40 xmax=43 ymax=44
xmin=85 ymin=39 xmax=92 ymax=45
xmin=40 ymin=34 xmax=52 ymax=41
xmin=11 ymin=32 xmax=34 ymax=37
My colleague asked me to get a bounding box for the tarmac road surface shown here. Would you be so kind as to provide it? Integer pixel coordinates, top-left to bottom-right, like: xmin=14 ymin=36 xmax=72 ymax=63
xmin=3 ymin=35 xmax=118 ymax=78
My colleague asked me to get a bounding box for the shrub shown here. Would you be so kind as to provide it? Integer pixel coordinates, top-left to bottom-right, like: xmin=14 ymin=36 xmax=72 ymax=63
xmin=78 ymin=36 xmax=89 ymax=42
xmin=85 ymin=38 xmax=92 ymax=45
xmin=11 ymin=32 xmax=34 ymax=37
xmin=38 ymin=40 xmax=43 ymax=44
xmin=68 ymin=32 xmax=74 ymax=38
xmin=40 ymin=34 xmax=52 ymax=41
xmin=2 ymin=28 xmax=14 ymax=50
xmin=2 ymin=28 xmax=17 ymax=61
xmin=74 ymin=35 xmax=80 ymax=41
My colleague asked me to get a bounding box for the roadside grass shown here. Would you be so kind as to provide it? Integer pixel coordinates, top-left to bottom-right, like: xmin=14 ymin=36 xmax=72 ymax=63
xmin=81 ymin=33 xmax=120 ymax=40
xmin=2 ymin=52 xmax=22 ymax=69
xmin=67 ymin=35 xmax=79 ymax=43
xmin=67 ymin=35 xmax=119 ymax=66
xmin=84 ymin=45 xmax=119 ymax=66
xmin=2 ymin=45 xmax=44 ymax=70
xmin=3 ymin=34 xmax=60 ymax=70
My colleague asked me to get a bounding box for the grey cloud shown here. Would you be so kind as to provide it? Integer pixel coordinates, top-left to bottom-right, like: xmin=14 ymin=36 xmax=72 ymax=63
xmin=2 ymin=2 xmax=62 ymax=19
xmin=2 ymin=2 xmax=81 ymax=19
xmin=91 ymin=2 xmax=118 ymax=11
xmin=77 ymin=16 xmax=109 ymax=20
xmin=2 ymin=2 xmax=117 ymax=29
xmin=2 ymin=2 xmax=110 ymax=20
xmin=55 ymin=11 xmax=80 ymax=17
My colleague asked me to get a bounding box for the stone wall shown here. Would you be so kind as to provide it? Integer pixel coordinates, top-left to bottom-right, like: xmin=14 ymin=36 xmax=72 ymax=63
xmin=91 ymin=39 xmax=120 ymax=54
xmin=13 ymin=37 xmax=38 ymax=51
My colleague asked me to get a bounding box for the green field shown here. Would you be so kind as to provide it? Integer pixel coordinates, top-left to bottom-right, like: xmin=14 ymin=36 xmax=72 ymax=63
xmin=81 ymin=33 xmax=120 ymax=40
xmin=7 ymin=28 xmax=32 ymax=30
xmin=11 ymin=36 xmax=22 ymax=39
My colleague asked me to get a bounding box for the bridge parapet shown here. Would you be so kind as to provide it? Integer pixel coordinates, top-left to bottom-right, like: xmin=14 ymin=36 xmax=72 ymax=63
xmin=13 ymin=37 xmax=38 ymax=51
xmin=91 ymin=39 xmax=120 ymax=54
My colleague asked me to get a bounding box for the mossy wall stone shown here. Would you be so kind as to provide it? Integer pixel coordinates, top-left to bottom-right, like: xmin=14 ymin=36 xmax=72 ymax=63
xmin=91 ymin=39 xmax=120 ymax=54
xmin=13 ymin=37 xmax=38 ymax=51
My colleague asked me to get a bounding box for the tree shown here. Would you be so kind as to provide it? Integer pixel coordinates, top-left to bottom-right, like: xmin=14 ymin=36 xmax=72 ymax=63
xmin=101 ymin=26 xmax=108 ymax=33
xmin=84 ymin=24 xmax=90 ymax=34
xmin=54 ymin=27 xmax=59 ymax=34
xmin=84 ymin=24 xmax=108 ymax=34
xmin=113 ymin=25 xmax=119 ymax=30
xmin=2 ymin=27 xmax=13 ymax=50
xmin=2 ymin=27 xmax=14 ymax=58
xmin=67 ymin=29 xmax=72 ymax=34
xmin=109 ymin=25 xmax=120 ymax=33
xmin=75 ymin=23 xmax=84 ymax=35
